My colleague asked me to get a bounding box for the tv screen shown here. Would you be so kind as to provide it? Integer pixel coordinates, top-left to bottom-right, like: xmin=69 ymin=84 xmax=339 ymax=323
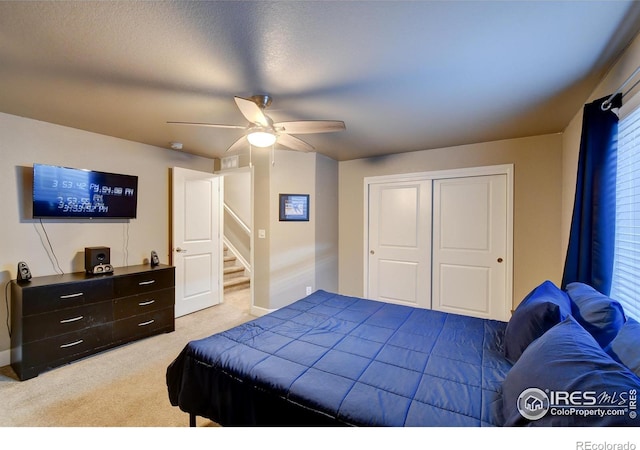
xmin=33 ymin=164 xmax=138 ymax=219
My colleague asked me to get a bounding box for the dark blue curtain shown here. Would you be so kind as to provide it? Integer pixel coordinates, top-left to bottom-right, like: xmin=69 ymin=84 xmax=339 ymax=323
xmin=562 ymin=93 xmax=621 ymax=294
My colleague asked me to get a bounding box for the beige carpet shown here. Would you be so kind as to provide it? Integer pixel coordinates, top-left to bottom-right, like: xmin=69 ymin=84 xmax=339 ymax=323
xmin=0 ymin=288 xmax=253 ymax=427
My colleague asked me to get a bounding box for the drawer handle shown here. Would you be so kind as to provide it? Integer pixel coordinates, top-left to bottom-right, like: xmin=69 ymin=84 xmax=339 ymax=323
xmin=60 ymin=339 xmax=84 ymax=348
xmin=138 ymin=280 xmax=156 ymax=286
xmin=59 ymin=292 xmax=83 ymax=299
xmin=60 ymin=315 xmax=84 ymax=324
xmin=138 ymin=299 xmax=155 ymax=306
xmin=138 ymin=319 xmax=155 ymax=327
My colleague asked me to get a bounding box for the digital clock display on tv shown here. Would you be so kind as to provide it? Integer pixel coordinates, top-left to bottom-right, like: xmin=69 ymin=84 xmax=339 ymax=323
xmin=33 ymin=164 xmax=138 ymax=219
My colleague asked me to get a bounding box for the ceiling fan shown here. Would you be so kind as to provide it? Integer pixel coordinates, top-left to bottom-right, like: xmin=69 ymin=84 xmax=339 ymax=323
xmin=168 ymin=95 xmax=346 ymax=153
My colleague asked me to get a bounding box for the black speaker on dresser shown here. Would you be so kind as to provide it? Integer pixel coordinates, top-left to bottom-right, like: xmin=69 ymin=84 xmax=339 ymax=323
xmin=150 ymin=250 xmax=160 ymax=267
xmin=85 ymin=246 xmax=113 ymax=275
xmin=17 ymin=261 xmax=32 ymax=282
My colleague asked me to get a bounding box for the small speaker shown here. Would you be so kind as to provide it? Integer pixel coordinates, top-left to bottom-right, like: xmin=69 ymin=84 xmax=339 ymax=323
xmin=85 ymin=246 xmax=113 ymax=275
xmin=17 ymin=261 xmax=32 ymax=282
xmin=150 ymin=250 xmax=160 ymax=267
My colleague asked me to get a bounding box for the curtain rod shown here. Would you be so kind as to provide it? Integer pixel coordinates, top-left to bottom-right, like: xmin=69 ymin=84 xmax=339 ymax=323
xmin=602 ymin=66 xmax=640 ymax=110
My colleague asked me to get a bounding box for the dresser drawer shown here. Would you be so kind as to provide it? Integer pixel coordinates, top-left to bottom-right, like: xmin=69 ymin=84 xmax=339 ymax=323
xmin=113 ymin=288 xmax=174 ymax=320
xmin=22 ymin=301 xmax=113 ymax=344
xmin=114 ymin=268 xmax=174 ymax=297
xmin=113 ymin=307 xmax=174 ymax=343
xmin=22 ymin=323 xmax=113 ymax=368
xmin=21 ymin=277 xmax=114 ymax=316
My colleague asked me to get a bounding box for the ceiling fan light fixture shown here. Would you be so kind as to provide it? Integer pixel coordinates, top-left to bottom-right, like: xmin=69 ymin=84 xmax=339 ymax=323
xmin=171 ymin=94 xmax=343 ymax=153
xmin=247 ymin=130 xmax=277 ymax=147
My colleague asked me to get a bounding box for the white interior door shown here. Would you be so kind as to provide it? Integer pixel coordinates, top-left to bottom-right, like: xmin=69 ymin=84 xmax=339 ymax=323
xmin=367 ymin=180 xmax=431 ymax=308
xmin=172 ymin=167 xmax=223 ymax=317
xmin=432 ymin=174 xmax=508 ymax=321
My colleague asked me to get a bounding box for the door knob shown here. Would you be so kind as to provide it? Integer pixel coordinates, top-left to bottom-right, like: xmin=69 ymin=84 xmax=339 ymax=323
xmin=370 ymin=250 xmax=375 ymax=255
xmin=497 ymin=257 xmax=503 ymax=263
xmin=175 ymin=247 xmax=188 ymax=253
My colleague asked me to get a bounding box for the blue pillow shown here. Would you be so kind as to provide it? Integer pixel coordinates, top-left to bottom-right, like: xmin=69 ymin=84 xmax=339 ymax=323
xmin=502 ymin=316 xmax=640 ymax=426
xmin=565 ymin=282 xmax=626 ymax=347
xmin=504 ymin=280 xmax=572 ymax=363
xmin=604 ymin=317 xmax=640 ymax=378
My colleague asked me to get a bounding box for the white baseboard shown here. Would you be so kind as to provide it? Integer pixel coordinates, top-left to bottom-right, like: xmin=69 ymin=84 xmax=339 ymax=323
xmin=250 ymin=305 xmax=275 ymax=317
xmin=0 ymin=349 xmax=10 ymax=368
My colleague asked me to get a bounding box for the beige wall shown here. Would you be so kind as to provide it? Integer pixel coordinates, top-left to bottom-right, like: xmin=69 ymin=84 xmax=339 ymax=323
xmin=0 ymin=112 xmax=216 ymax=365
xmin=338 ymin=133 xmax=564 ymax=308
xmin=561 ymin=32 xmax=640 ymax=268
xmin=223 ymin=169 xmax=252 ymax=226
xmin=269 ymin=151 xmax=318 ymax=309
xmin=251 ymin=149 xmax=272 ymax=311
xmin=315 ymin=153 xmax=339 ymax=293
xmin=251 ymin=150 xmax=339 ymax=312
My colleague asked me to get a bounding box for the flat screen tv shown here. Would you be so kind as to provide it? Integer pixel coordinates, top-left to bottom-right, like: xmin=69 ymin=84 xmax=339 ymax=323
xmin=33 ymin=163 xmax=138 ymax=219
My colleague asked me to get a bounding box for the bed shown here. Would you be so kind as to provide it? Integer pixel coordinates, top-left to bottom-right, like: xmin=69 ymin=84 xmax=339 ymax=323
xmin=167 ymin=289 xmax=510 ymax=426
xmin=167 ymin=283 xmax=640 ymax=427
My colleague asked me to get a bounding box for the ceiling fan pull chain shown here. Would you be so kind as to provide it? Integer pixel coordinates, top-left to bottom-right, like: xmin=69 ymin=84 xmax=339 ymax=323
xmin=249 ymin=144 xmax=253 ymax=168
xmin=272 ymin=145 xmax=275 ymax=166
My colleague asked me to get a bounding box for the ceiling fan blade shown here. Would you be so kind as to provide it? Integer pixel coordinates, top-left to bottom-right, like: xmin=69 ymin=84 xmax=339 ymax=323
xmin=234 ymin=96 xmax=271 ymax=128
xmin=274 ymin=120 xmax=345 ymax=134
xmin=225 ymin=135 xmax=248 ymax=153
xmin=277 ymin=133 xmax=314 ymax=152
xmin=167 ymin=121 xmax=245 ymax=129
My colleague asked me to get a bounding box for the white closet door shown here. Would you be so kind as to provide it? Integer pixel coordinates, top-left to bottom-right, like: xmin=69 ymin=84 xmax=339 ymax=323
xmin=432 ymin=174 xmax=508 ymax=321
xmin=367 ymin=180 xmax=431 ymax=308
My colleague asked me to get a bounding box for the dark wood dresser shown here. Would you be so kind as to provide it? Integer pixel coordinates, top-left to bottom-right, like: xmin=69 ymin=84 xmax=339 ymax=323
xmin=10 ymin=264 xmax=175 ymax=381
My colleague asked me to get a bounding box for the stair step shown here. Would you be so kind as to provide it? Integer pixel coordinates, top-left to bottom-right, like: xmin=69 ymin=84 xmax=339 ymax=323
xmin=224 ymin=276 xmax=250 ymax=292
xmin=224 ymin=266 xmax=245 ymax=280
xmin=224 ymin=265 xmax=244 ymax=275
xmin=222 ymin=245 xmax=249 ymax=291
xmin=224 ymin=255 xmax=237 ymax=268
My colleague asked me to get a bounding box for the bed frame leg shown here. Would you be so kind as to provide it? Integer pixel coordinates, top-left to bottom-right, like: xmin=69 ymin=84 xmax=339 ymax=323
xmin=189 ymin=413 xmax=196 ymax=427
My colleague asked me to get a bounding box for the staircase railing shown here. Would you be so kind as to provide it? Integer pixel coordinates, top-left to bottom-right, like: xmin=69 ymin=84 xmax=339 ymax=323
xmin=223 ymin=202 xmax=251 ymax=273
xmin=224 ymin=203 xmax=251 ymax=236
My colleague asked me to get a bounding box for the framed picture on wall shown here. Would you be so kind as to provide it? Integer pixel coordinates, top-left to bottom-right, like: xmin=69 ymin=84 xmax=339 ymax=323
xmin=279 ymin=194 xmax=309 ymax=221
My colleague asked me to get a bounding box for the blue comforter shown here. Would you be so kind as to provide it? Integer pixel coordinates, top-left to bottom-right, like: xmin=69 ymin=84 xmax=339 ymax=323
xmin=167 ymin=290 xmax=511 ymax=426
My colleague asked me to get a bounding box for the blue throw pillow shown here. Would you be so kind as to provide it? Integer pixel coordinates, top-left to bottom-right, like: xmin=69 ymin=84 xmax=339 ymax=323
xmin=502 ymin=316 xmax=640 ymax=426
xmin=565 ymin=282 xmax=626 ymax=347
xmin=604 ymin=317 xmax=640 ymax=378
xmin=504 ymin=280 xmax=572 ymax=363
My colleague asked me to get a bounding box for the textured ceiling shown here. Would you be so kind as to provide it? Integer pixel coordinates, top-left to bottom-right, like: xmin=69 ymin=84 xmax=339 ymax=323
xmin=1 ymin=1 xmax=640 ymax=161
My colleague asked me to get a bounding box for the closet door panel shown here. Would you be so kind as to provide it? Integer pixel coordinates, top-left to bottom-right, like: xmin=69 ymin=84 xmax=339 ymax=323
xmin=367 ymin=180 xmax=431 ymax=308
xmin=432 ymin=174 xmax=508 ymax=321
